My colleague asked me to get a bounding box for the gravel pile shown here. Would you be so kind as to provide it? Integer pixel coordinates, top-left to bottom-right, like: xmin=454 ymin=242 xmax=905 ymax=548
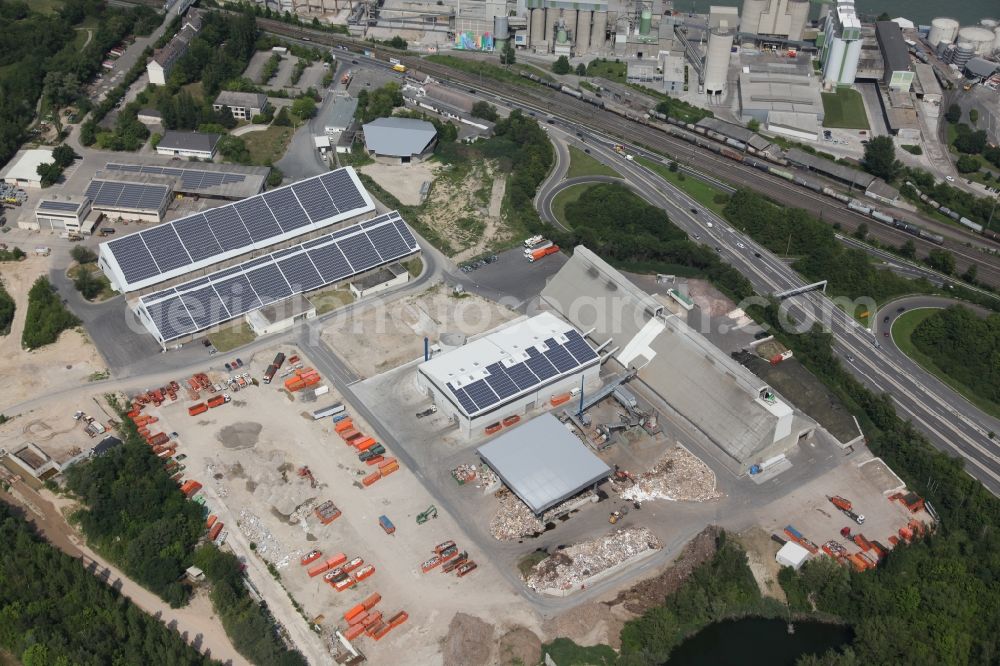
xmin=525 ymin=527 xmax=661 ymax=591
xmin=617 ymin=446 xmax=721 ymax=503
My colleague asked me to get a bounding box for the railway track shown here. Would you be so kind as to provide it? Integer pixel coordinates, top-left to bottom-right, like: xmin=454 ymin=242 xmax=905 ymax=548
xmin=116 ymin=6 xmax=1000 ymax=286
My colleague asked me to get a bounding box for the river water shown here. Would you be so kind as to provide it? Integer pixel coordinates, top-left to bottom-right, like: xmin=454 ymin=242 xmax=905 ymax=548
xmin=664 ymin=618 xmax=853 ymax=666
xmin=677 ymin=0 xmax=996 ymax=27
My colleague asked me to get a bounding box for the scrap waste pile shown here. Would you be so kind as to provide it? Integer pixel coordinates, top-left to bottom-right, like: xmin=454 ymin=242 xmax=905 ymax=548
xmin=490 ymin=488 xmax=597 ymax=541
xmin=238 ymin=508 xmax=296 ymax=568
xmin=525 ymin=527 xmax=661 ymax=591
xmin=616 ymin=446 xmax=721 ymax=503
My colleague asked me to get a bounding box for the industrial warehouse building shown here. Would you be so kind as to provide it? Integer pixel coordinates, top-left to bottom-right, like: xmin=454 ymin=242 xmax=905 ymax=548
xmin=362 ymin=117 xmax=437 ymax=163
xmin=31 ymin=195 xmax=97 ymax=234
xmin=98 ymin=167 xmax=375 ymax=294
xmin=102 ymin=160 xmax=269 ymax=200
xmin=542 ymin=246 xmax=817 ymax=469
xmin=213 ymin=91 xmax=269 ymax=120
xmin=477 ymin=414 xmax=610 ymax=514
xmin=0 ymin=149 xmax=54 ymax=188
xmin=86 ymin=174 xmax=173 ymax=224
xmin=417 ymin=312 xmax=603 ymax=436
xmin=156 ymin=131 xmax=221 ymax=160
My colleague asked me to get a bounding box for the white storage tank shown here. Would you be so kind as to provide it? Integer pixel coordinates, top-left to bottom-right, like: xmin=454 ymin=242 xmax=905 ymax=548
xmin=980 ymin=18 xmax=998 ymax=29
xmin=957 ymin=26 xmax=995 ymax=55
xmin=704 ymin=28 xmax=734 ymax=96
xmin=928 ymin=17 xmax=960 ymax=46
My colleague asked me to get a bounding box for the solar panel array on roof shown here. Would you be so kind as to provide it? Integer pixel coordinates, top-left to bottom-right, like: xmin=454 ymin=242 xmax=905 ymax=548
xmin=137 ymin=211 xmax=417 ymax=343
xmin=444 ymin=329 xmax=598 ymax=417
xmin=100 ymin=167 xmax=373 ymax=292
xmin=86 ymin=180 xmax=169 ymax=211
xmin=38 ymin=199 xmax=84 ymax=213
xmin=105 ymin=162 xmax=249 ymax=192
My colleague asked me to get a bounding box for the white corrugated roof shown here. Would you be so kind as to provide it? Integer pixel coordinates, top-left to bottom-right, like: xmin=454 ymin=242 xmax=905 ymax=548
xmin=362 ymin=117 xmax=437 ymax=157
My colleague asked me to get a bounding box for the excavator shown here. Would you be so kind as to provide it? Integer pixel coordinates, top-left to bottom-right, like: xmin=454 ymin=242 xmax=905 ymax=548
xmin=298 ymin=466 xmax=317 ymax=488
xmin=609 ymin=506 xmax=630 ymax=524
xmin=416 ymin=505 xmax=438 ymax=524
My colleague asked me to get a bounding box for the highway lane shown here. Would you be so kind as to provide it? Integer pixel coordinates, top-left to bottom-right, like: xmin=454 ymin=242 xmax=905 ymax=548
xmin=550 ymin=130 xmax=1000 ymax=495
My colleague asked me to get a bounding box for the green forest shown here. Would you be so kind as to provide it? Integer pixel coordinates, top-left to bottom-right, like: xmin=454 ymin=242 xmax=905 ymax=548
xmin=724 ymin=189 xmax=935 ymax=302
xmin=0 ymin=0 xmax=160 ymax=166
xmin=0 ymin=501 xmax=218 ymax=666
xmin=911 ymin=306 xmax=1000 ymax=406
xmin=0 ymin=278 xmax=14 ymax=336
xmin=556 ymin=183 xmax=753 ymax=302
xmin=21 ymin=277 xmax=80 ymax=349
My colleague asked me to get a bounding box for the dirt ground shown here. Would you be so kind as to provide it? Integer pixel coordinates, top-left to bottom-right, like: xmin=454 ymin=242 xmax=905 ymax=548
xmin=736 ymin=526 xmax=788 ymax=603
xmin=142 ymin=345 xmax=540 ymax=665
xmin=0 ymin=255 xmax=105 ymax=411
xmin=320 ymin=285 xmax=519 ymax=378
xmin=360 ymin=162 xmax=438 ymax=206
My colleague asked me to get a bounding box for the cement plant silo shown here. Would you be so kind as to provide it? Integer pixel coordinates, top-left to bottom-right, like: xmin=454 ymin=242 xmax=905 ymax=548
xmin=786 ymin=0 xmax=810 ymax=41
xmin=576 ymin=10 xmax=592 ymax=54
xmin=590 ymin=10 xmax=607 ymax=51
xmin=545 ymin=7 xmax=560 ymax=50
xmin=958 ymin=26 xmax=996 ymax=55
xmin=741 ymin=0 xmax=768 ymax=35
xmin=494 ymin=16 xmax=509 ymax=49
xmin=530 ymin=8 xmax=546 ymax=49
xmin=928 ymin=17 xmax=960 ymax=46
xmin=562 ymin=10 xmax=578 ymax=44
xmin=704 ymin=28 xmax=734 ymax=96
xmin=640 ymin=7 xmax=652 ymax=35
xmin=952 ymin=42 xmax=974 ymax=67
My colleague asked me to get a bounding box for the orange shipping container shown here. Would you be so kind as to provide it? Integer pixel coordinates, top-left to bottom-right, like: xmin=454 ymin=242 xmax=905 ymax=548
xmin=326 ymin=553 xmax=347 ymax=569
xmin=347 ymin=611 xmax=368 ymax=627
xmin=388 ymin=611 xmax=408 ymax=628
xmin=372 ymin=624 xmax=393 ymax=641
xmin=380 ymin=463 xmax=399 ymax=477
xmin=377 ymin=457 xmax=397 ymax=469
xmin=334 ymin=419 xmax=354 ymax=433
xmin=354 ymin=564 xmax=375 ymax=581
xmin=484 ymin=423 xmax=502 ymax=435
xmin=208 ymin=522 xmax=223 ymax=541
xmin=361 ymin=611 xmax=382 ymax=628
xmin=333 ymin=577 xmax=357 ymax=592
xmin=502 ymin=415 xmax=520 ymax=427
xmin=339 ymin=428 xmax=359 ymax=441
xmin=207 ymin=395 xmax=226 ymax=408
xmin=362 ymin=472 xmax=381 ymax=486
xmin=344 ymin=623 xmax=366 ymax=641
xmin=550 ymin=393 xmax=571 ymax=406
xmin=362 ymin=593 xmax=381 ymax=610
xmin=355 ymin=438 xmax=377 ymax=451
xmin=206 ymin=515 xmax=217 ymax=529
xmin=344 ymin=603 xmax=366 ymax=622
xmin=308 ymin=562 xmax=332 ymax=577
xmin=188 ymin=403 xmax=208 ymax=416
xmin=365 ymin=456 xmax=384 ymax=466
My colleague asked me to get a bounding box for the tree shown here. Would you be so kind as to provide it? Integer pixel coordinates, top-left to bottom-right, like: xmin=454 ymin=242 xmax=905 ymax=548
xmin=51 ymin=144 xmax=77 ymax=168
xmin=668 ymin=161 xmax=679 ymax=172
xmin=899 ymin=239 xmax=916 ymax=259
xmin=552 ymin=56 xmax=571 ymax=75
xmin=70 ymin=245 xmax=97 ymax=264
xmin=853 ymin=223 xmax=868 ymax=240
xmin=36 ymin=162 xmax=62 ymax=187
xmin=22 ymin=277 xmax=80 ymax=349
xmin=291 ymin=95 xmax=317 ymax=120
xmin=266 ymin=165 xmax=284 ymax=187
xmin=747 ymin=118 xmax=760 ymax=131
xmin=876 ymin=12 xmax=891 ymax=21
xmin=954 ymin=129 xmax=987 ymax=154
xmin=969 ymin=108 xmax=979 ymax=124
xmin=961 ymin=263 xmax=978 ymax=284
xmin=945 ymin=103 xmax=961 ymax=123
xmin=500 ymin=41 xmax=515 ymax=66
xmin=79 ymin=121 xmax=97 ymax=146
xmin=575 ymin=62 xmax=587 ymax=76
xmin=387 ymin=35 xmax=407 ymax=49
xmin=73 ymin=268 xmax=102 ymax=300
xmin=925 ymin=248 xmax=956 ymax=274
xmin=471 ymin=101 xmax=498 ymax=122
xmin=861 ymin=135 xmax=901 ymax=182
xmin=273 ymin=106 xmax=292 ymax=127
xmin=956 ymin=155 xmax=980 ymax=174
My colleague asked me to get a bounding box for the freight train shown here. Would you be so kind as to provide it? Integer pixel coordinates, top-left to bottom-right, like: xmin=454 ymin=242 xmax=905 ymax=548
xmin=486 ymin=66 xmax=953 ymax=246
xmin=905 ymin=180 xmax=1000 ymax=241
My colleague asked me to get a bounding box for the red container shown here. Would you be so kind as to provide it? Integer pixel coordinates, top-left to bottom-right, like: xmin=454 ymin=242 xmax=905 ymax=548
xmin=550 ymin=393 xmax=571 ymax=406
xmin=326 ymin=553 xmax=347 ymax=569
xmin=208 ymin=522 xmax=223 ymax=541
xmin=365 ymin=456 xmax=384 ymax=466
xmin=380 ymin=463 xmax=399 ymax=477
xmin=388 ymin=611 xmax=408 ymax=628
xmin=348 ymin=611 xmax=368 ymax=627
xmin=188 ymin=403 xmax=208 ymax=416
xmin=339 ymin=428 xmax=359 ymax=441
xmin=355 ymin=438 xmax=377 ymax=451
xmin=207 ymin=395 xmax=226 ymax=408
xmin=343 ymin=557 xmax=364 ymax=573
xmin=502 ymin=415 xmax=520 ymax=427
xmin=308 ymin=562 xmax=332 ymax=577
xmin=206 ymin=515 xmax=217 ymax=529
xmin=361 ymin=611 xmax=382 ymax=628
xmin=377 ymin=458 xmax=397 ymax=469
xmin=334 ymin=419 xmax=354 ymax=433
xmin=361 ymin=593 xmax=381 ymax=610
xmin=484 ymin=423 xmax=502 ymax=435
xmin=362 ymin=472 xmax=380 ymax=486
xmin=344 ymin=603 xmax=366 ymax=622
xmin=344 ymin=623 xmax=365 ymax=641
xmin=354 ymin=564 xmax=375 ymax=581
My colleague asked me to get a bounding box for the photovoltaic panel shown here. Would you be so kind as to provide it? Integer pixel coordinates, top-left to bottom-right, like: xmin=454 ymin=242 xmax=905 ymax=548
xmin=393 ymin=219 xmax=418 ymax=248
xmin=484 ymin=364 xmax=519 ymax=399
xmin=448 ymin=384 xmax=479 ymax=414
xmin=337 ymin=233 xmax=381 ymax=271
xmin=524 ymin=350 xmax=558 ymax=381
xmin=505 ymin=363 xmax=539 ymax=391
xmin=38 ymin=200 xmax=82 ymax=212
xmin=107 ymin=234 xmax=159 ymax=283
xmin=144 ymin=298 xmax=196 ymax=341
xmin=291 ymin=179 xmax=338 ymax=223
xmin=173 ymin=213 xmax=222 ymax=261
xmin=464 ymin=379 xmax=500 ymax=410
xmin=117 ymin=184 xmax=144 ymax=208
xmin=106 ymin=163 xmax=248 ymax=192
xmin=276 ymin=253 xmax=324 ymax=292
xmin=234 ymin=198 xmax=282 ymax=242
xmin=563 ymin=330 xmax=598 ymax=363
xmin=262 ymin=189 xmax=310 ymax=233
xmin=142 ymin=224 xmax=192 ymax=273
xmin=244 ymin=263 xmax=291 ymax=305
xmin=212 ymin=274 xmax=261 ymax=316
xmin=543 ymin=339 xmax=579 ymax=374
xmin=366 ymin=223 xmax=411 ymax=260
xmin=320 ymin=170 xmax=366 ymax=211
xmin=94 ymin=181 xmax=125 ymax=205
xmin=137 ymin=211 xmax=417 ymax=342
xmin=307 ymin=243 xmax=352 ymax=282
xmin=202 ymin=206 xmax=252 ymax=251
xmin=180 ymin=286 xmax=229 ymax=329
xmin=137 ymin=185 xmax=168 ymax=210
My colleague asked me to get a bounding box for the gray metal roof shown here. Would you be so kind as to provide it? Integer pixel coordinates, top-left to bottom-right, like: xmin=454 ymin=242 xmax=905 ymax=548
xmin=785 ymin=148 xmax=876 ymax=188
xmin=214 ymin=91 xmax=268 ymax=110
xmin=477 ymin=414 xmax=610 ymax=514
xmin=965 ymin=58 xmax=998 ymax=78
xmin=876 ymin=21 xmax=910 ymax=73
xmin=326 ymin=96 xmax=359 ymax=131
xmin=362 ymin=117 xmax=437 ymax=157
xmin=158 ymin=130 xmax=220 ymax=154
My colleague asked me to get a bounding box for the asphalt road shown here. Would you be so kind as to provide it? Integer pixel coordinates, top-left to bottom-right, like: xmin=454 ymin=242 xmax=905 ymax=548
xmin=532 ymin=125 xmax=1000 ymax=495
